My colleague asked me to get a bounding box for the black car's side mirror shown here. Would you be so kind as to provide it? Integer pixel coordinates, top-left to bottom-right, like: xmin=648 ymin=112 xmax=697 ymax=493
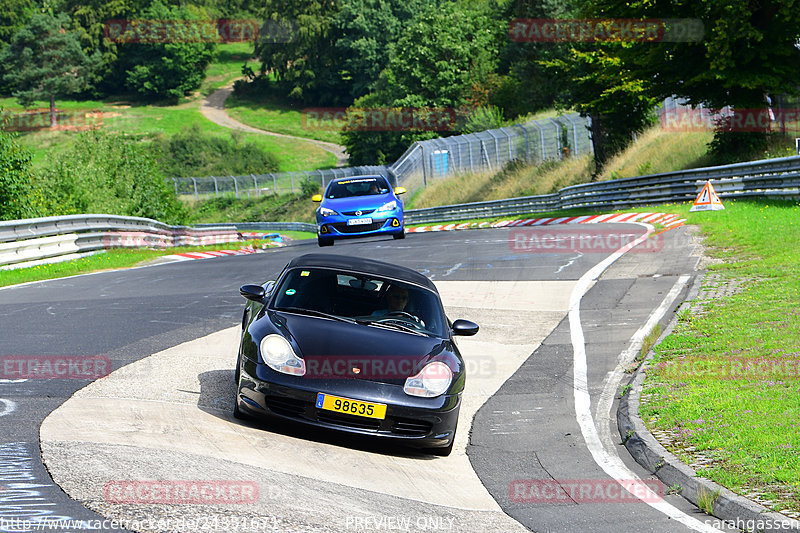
xmin=452 ymin=319 xmax=479 ymax=336
xmin=240 ymin=284 xmax=266 ymax=302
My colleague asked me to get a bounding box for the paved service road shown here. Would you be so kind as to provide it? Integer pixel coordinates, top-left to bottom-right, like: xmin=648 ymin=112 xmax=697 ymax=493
xmin=0 ymin=226 xmax=735 ymax=532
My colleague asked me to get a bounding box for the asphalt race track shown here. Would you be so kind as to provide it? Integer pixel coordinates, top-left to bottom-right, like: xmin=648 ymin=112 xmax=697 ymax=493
xmin=0 ymin=225 xmax=739 ymax=533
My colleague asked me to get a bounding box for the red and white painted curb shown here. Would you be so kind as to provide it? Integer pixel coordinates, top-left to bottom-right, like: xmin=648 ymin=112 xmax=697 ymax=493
xmin=160 ymin=246 xmax=258 ymax=262
xmin=407 ymin=212 xmax=686 ymax=234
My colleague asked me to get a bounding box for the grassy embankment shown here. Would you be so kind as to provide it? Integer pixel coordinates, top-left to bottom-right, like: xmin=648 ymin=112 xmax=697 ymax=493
xmin=635 ymin=200 xmax=800 ymax=516
xmin=0 ymin=42 xmax=336 ymax=172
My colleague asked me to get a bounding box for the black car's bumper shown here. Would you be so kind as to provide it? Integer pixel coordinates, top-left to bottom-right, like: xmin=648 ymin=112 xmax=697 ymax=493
xmin=236 ymin=360 xmax=460 ymax=449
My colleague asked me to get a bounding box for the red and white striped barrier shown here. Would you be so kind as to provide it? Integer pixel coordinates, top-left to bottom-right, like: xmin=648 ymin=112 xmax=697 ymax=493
xmin=406 ymin=212 xmax=686 ymax=233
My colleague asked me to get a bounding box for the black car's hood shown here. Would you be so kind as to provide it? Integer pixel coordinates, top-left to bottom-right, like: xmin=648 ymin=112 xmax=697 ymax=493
xmin=270 ymin=311 xmax=455 ymax=383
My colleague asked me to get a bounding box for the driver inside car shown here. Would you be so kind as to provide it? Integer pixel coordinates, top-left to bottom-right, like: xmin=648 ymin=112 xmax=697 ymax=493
xmin=371 ymin=284 xmax=426 ymax=327
xmin=372 ymin=284 xmax=410 ymax=315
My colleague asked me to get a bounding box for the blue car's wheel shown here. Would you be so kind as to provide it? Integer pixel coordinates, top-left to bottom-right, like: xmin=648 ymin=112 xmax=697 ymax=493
xmin=393 ymin=228 xmax=405 ymax=240
xmin=318 ymin=237 xmax=334 ymax=247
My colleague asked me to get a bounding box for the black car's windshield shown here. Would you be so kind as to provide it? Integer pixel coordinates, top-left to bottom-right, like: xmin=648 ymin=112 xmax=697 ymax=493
xmin=325 ymin=176 xmax=390 ymax=199
xmin=271 ymin=267 xmax=445 ymax=337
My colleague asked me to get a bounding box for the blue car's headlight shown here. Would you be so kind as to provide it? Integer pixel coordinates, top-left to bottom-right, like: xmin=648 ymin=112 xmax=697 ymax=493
xmin=260 ymin=335 xmax=305 ymax=376
xmin=376 ymin=200 xmax=398 ymax=213
xmin=319 ymin=207 xmax=338 ymax=217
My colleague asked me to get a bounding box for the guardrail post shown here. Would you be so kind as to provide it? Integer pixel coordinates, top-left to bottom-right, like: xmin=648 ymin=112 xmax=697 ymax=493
xmin=252 ymin=174 xmax=259 ymax=197
xmin=191 ymin=178 xmax=198 ymax=199
xmin=232 ymin=176 xmax=239 ymax=198
xmin=212 ymin=176 xmax=219 ymax=198
xmin=273 ymin=173 xmax=278 ymax=194
xmin=172 ymin=178 xmax=178 ymax=196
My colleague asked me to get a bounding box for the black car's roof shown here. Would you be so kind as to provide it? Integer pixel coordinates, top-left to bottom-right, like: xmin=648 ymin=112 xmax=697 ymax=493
xmin=284 ymin=253 xmax=437 ymax=292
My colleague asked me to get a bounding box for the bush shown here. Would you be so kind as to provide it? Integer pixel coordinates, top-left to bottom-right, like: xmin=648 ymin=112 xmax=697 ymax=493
xmin=0 ymin=128 xmax=38 ymax=221
xmin=38 ymin=130 xmax=186 ymax=224
xmin=153 ymin=124 xmax=280 ymax=177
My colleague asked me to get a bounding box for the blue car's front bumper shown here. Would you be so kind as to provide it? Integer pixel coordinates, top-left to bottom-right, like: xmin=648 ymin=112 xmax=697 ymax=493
xmin=316 ymin=211 xmax=404 ymax=241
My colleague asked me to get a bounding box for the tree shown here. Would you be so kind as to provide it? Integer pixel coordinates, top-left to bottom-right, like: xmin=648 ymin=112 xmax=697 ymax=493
xmin=342 ymin=1 xmax=504 ymax=164
xmin=0 ymin=13 xmax=99 ymax=127
xmin=543 ymin=44 xmax=658 ymax=171
xmin=0 ymin=126 xmax=37 ymax=221
xmin=583 ymin=0 xmax=800 ymax=161
xmin=112 ymin=1 xmax=217 ymax=101
xmin=254 ymin=0 xmax=345 ymax=104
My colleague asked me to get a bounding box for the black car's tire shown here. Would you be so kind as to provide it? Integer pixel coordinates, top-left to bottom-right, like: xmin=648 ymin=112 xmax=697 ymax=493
xmin=428 ymin=429 xmax=456 ymax=456
xmin=393 ymin=229 xmax=405 ymax=240
xmin=318 ymin=237 xmax=334 ymax=247
xmin=233 ymin=399 xmax=248 ymax=420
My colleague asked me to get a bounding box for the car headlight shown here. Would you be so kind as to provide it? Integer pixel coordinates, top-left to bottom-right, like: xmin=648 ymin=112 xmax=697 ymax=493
xmin=319 ymin=207 xmax=338 ymax=217
xmin=375 ymin=200 xmax=397 ymax=213
xmin=403 ymin=361 xmax=452 ymax=398
xmin=260 ymin=334 xmax=305 ymax=376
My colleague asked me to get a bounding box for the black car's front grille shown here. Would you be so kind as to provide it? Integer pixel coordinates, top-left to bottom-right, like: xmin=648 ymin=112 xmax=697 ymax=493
xmin=331 ymin=220 xmax=386 ymax=233
xmin=264 ymin=395 xmax=307 ymax=417
xmin=391 ymin=417 xmax=433 ymax=436
xmin=317 ymin=411 xmax=382 ymax=431
xmin=342 ymin=209 xmax=375 ymax=216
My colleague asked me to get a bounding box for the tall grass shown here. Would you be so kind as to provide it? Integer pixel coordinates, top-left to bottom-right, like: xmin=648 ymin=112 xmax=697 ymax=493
xmin=597 ymin=127 xmax=714 ymax=180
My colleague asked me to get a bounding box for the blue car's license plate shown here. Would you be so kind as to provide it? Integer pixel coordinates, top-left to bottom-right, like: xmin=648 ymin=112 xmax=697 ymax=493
xmin=347 ymin=217 xmax=372 ymax=226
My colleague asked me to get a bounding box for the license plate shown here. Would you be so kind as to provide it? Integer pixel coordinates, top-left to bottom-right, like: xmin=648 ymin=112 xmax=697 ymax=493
xmin=316 ymin=393 xmax=386 ymax=419
xmin=347 ymin=217 xmax=372 ymax=226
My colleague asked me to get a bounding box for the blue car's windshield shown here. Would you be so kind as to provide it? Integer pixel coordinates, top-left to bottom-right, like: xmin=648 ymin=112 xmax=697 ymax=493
xmin=325 ymin=177 xmax=390 ymax=199
xmin=271 ymin=267 xmax=446 ymax=337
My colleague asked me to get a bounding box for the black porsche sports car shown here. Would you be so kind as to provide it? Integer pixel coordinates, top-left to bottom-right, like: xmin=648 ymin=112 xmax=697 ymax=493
xmin=234 ymin=253 xmax=478 ymax=455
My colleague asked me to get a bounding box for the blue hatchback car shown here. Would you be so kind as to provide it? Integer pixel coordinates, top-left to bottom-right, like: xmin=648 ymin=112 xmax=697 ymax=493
xmin=312 ymin=175 xmax=406 ymax=247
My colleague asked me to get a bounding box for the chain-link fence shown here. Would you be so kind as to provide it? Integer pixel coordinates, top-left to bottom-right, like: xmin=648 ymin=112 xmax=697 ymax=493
xmin=170 ymin=165 xmax=389 ymax=200
xmin=170 ymin=113 xmax=592 ymax=199
xmin=390 ymin=113 xmax=592 ymax=194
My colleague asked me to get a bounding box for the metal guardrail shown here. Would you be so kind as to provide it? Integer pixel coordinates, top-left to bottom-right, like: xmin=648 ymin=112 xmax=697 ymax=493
xmin=3 ymin=155 xmax=799 ymax=269
xmin=0 ymin=214 xmax=241 ymax=269
xmin=194 ymin=221 xmax=317 ymax=233
xmin=404 ymin=155 xmax=800 ymax=224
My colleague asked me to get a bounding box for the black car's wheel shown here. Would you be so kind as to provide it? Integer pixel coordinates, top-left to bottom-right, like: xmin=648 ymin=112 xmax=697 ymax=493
xmin=318 ymin=237 xmax=334 ymax=247
xmin=393 ymin=229 xmax=405 ymax=240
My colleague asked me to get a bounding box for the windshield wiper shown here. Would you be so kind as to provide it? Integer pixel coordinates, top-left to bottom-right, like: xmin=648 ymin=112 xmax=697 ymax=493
xmin=356 ymin=318 xmax=426 ymax=336
xmin=274 ymin=307 xmax=356 ymax=324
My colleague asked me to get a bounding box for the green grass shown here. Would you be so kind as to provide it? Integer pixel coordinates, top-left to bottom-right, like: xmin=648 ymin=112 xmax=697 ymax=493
xmin=226 ymin=92 xmax=343 ymax=144
xmin=2 ymin=98 xmax=335 ymax=172
xmin=637 ymin=199 xmax=800 ymax=513
xmin=199 ymin=42 xmax=257 ymax=95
